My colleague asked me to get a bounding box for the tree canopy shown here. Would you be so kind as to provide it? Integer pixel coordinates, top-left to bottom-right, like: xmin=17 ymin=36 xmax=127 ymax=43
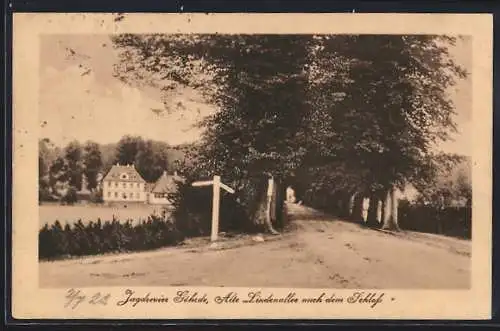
xmin=112 ymin=34 xmax=467 ymax=201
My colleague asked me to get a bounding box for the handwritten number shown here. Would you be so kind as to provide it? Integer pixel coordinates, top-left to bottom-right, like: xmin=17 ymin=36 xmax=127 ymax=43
xmin=89 ymin=292 xmax=110 ymax=305
xmin=64 ymin=288 xmax=86 ymax=309
xmin=99 ymin=293 xmax=111 ymax=305
xmin=64 ymin=289 xmax=110 ymax=309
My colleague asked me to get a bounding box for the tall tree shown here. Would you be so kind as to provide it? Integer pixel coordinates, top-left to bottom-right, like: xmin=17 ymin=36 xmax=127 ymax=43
xmin=38 ymin=139 xmax=52 ymax=197
xmin=115 ymin=135 xmax=144 ymax=166
xmin=49 ymin=155 xmax=69 ymax=191
xmin=113 ymin=34 xmax=312 ymax=232
xmin=112 ymin=34 xmax=466 ymax=232
xmin=134 ymin=140 xmax=170 ymax=182
xmin=64 ymin=140 xmax=83 ymax=191
xmin=83 ymin=141 xmax=103 ymax=191
xmin=300 ymin=35 xmax=467 ymax=229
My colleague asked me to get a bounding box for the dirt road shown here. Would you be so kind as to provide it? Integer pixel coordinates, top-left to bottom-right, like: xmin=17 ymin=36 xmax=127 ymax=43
xmin=39 ymin=203 xmax=471 ymax=289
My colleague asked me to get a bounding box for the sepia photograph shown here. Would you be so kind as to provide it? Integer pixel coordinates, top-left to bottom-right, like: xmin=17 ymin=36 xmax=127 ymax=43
xmin=12 ymin=13 xmax=492 ymax=319
xmin=37 ymin=32 xmax=472 ymax=289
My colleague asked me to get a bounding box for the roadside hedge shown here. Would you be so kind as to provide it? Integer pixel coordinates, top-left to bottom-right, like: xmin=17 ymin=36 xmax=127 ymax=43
xmin=169 ymin=180 xmax=251 ymax=237
xmin=39 ymin=214 xmax=184 ymax=260
xmin=398 ymin=204 xmax=471 ymax=239
xmin=302 ymin=191 xmax=471 ymax=239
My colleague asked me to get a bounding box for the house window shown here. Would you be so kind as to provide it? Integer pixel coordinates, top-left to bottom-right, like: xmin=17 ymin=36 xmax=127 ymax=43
xmin=129 ymin=182 xmax=133 ymax=188
xmin=115 ymin=182 xmax=118 ymax=187
xmin=136 ymin=192 xmax=140 ymax=199
xmin=108 ymin=181 xmax=111 ymax=187
xmin=114 ymin=192 xmax=118 ymax=198
xmin=123 ymin=182 xmax=126 ymax=188
xmin=122 ymin=192 xmax=127 ymax=199
xmin=107 ymin=192 xmax=111 ymax=197
xmin=136 ymin=183 xmax=139 ymax=188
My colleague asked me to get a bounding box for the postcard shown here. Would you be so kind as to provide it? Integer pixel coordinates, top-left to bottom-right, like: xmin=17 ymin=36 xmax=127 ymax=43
xmin=11 ymin=13 xmax=492 ymax=319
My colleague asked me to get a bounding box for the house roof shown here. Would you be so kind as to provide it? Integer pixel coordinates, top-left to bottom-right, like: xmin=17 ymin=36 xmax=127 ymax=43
xmin=102 ymin=164 xmax=146 ymax=183
xmin=150 ymin=171 xmax=184 ymax=194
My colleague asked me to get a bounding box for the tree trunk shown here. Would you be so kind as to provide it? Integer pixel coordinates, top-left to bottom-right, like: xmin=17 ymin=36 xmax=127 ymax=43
xmin=366 ymin=194 xmax=380 ymax=228
xmin=382 ymin=189 xmax=391 ymax=227
xmin=352 ymin=193 xmax=364 ymax=222
xmin=391 ymin=187 xmax=399 ymax=228
xmin=348 ymin=192 xmax=357 ymax=218
xmin=246 ymin=177 xmax=276 ymax=234
xmin=361 ymin=197 xmax=370 ymax=223
xmin=264 ymin=177 xmax=280 ymax=234
xmin=376 ymin=199 xmax=383 ymax=224
xmin=382 ymin=186 xmax=400 ymax=231
xmin=275 ymin=181 xmax=287 ymax=229
xmin=336 ymin=192 xmax=343 ymax=217
xmin=252 ymin=195 xmax=279 ymax=234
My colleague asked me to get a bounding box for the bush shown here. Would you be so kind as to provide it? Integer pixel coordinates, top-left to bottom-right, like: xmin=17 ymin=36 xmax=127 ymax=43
xmin=39 ymin=187 xmax=57 ymax=203
xmin=398 ymin=203 xmax=471 ymax=239
xmin=89 ymin=189 xmax=104 ymax=203
xmin=169 ymin=180 xmax=249 ymax=237
xmin=304 ymin=192 xmax=471 ymax=239
xmin=39 ymin=214 xmax=184 ymax=260
xmin=61 ymin=187 xmax=78 ymax=205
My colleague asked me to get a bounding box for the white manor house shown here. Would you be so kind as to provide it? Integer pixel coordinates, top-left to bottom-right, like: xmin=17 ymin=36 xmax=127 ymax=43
xmin=102 ymin=164 xmax=183 ymax=205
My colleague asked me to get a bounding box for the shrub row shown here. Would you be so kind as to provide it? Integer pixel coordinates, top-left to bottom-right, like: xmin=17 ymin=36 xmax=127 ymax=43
xmin=398 ymin=204 xmax=471 ymax=239
xmin=39 ymin=214 xmax=184 ymax=260
xmin=302 ymin=192 xmax=471 ymax=239
xmin=169 ymin=181 xmax=251 ymax=237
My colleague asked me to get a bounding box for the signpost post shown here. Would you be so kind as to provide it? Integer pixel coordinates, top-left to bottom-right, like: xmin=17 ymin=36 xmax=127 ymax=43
xmin=192 ymin=175 xmax=235 ymax=242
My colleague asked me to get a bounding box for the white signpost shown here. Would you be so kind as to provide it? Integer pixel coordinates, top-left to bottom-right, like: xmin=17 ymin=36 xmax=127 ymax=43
xmin=192 ymin=175 xmax=235 ymax=242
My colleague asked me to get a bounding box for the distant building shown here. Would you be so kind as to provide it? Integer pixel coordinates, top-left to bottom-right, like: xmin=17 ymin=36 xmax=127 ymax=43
xmin=286 ymin=186 xmax=296 ymax=203
xmin=148 ymin=171 xmax=184 ymax=205
xmin=102 ymin=164 xmax=182 ymax=205
xmin=102 ymin=164 xmax=147 ymax=203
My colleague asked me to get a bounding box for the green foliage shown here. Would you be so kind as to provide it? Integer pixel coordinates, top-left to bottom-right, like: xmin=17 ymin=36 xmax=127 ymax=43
xmin=64 ymin=140 xmax=84 ymax=191
xmin=135 ymin=140 xmax=170 ymax=182
xmin=38 ymin=186 xmax=56 ymax=203
xmin=114 ymin=135 xmax=172 ymax=182
xmin=39 ymin=214 xmax=183 ymax=260
xmin=89 ymin=188 xmax=104 ymax=203
xmin=168 ymin=170 xmax=252 ymax=236
xmin=61 ymin=186 xmax=78 ymax=205
xmin=398 ymin=203 xmax=471 ymax=239
xmin=83 ymin=141 xmax=103 ymax=191
xmin=39 ymin=151 xmax=52 ymax=202
xmin=302 ymin=35 xmax=467 ymax=193
xmin=112 ymin=34 xmax=467 ymax=229
xmin=48 ymin=156 xmax=68 ymax=191
xmin=115 ymin=135 xmax=144 ymax=166
xmin=415 ymin=155 xmax=471 ymax=207
xmin=39 ymin=137 xmax=188 ymax=203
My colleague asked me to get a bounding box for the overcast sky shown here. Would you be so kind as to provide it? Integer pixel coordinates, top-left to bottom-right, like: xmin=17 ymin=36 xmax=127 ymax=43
xmin=39 ymin=34 xmax=472 ymax=155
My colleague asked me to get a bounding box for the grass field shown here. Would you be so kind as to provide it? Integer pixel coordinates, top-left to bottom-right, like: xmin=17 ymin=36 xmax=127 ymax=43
xmin=39 ymin=204 xmax=170 ymax=228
